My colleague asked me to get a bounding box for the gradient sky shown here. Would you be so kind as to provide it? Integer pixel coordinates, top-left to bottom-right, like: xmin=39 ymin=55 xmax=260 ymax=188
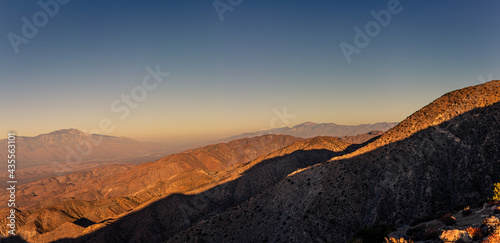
xmin=1 ymin=0 xmax=499 ymax=145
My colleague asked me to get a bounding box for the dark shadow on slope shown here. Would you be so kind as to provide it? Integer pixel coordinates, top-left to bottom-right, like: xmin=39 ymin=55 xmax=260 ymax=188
xmin=255 ymin=102 xmax=500 ymax=242
xmin=159 ymin=103 xmax=500 ymax=242
xmin=72 ymin=218 xmax=95 ymax=228
xmin=53 ymin=102 xmax=500 ymax=242
xmin=52 ymin=144 xmax=360 ymax=242
xmin=343 ymin=134 xmax=382 ymax=154
xmin=0 ymin=236 xmax=28 ymax=243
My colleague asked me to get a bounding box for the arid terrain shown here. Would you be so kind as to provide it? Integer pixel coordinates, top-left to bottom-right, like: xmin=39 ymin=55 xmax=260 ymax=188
xmin=1 ymin=81 xmax=500 ymax=242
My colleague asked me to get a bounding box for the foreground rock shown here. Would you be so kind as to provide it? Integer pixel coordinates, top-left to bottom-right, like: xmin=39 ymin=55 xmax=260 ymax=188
xmin=388 ymin=202 xmax=500 ymax=242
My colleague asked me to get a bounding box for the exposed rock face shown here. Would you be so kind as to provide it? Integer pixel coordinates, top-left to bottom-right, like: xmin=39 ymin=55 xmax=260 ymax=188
xmin=439 ymin=229 xmax=472 ymax=242
xmin=387 ymin=204 xmax=500 ymax=242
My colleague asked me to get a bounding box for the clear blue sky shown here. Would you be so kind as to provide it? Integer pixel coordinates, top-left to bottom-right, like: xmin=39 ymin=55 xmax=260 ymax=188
xmin=1 ymin=0 xmax=499 ymax=144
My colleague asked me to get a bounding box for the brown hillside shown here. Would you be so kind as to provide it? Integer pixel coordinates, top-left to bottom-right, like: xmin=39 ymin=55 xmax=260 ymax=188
xmin=37 ymin=136 xmax=352 ymax=242
xmin=337 ymin=80 xmax=500 ymax=160
xmin=166 ymin=81 xmax=500 ymax=242
xmin=0 ymin=135 xmax=305 ymax=241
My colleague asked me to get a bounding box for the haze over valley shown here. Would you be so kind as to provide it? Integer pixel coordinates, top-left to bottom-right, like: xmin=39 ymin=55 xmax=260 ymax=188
xmin=1 ymin=1 xmax=499 ymax=242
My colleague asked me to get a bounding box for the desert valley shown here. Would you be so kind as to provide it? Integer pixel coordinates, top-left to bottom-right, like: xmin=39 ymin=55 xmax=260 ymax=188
xmin=2 ymin=1 xmax=499 ymax=242
xmin=1 ymin=80 xmax=500 ymax=242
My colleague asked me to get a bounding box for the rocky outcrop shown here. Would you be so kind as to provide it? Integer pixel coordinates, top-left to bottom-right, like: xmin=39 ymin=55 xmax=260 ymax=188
xmin=387 ymin=202 xmax=500 ymax=242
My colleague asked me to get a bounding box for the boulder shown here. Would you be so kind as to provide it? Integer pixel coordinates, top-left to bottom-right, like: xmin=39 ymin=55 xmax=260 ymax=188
xmin=439 ymin=229 xmax=472 ymax=243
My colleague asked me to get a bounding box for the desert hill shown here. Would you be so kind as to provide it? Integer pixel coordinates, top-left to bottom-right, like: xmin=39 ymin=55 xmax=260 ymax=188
xmin=4 ymin=81 xmax=499 ymax=242
xmin=0 ymin=134 xmax=308 ymax=241
xmin=165 ymin=80 xmax=500 ymax=242
xmin=338 ymin=80 xmax=500 ymax=160
xmin=37 ymin=136 xmax=354 ymax=242
xmin=0 ymin=135 xmax=303 ymax=209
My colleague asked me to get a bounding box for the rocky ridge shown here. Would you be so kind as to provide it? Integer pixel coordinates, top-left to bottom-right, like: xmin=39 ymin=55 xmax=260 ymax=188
xmin=166 ymin=81 xmax=500 ymax=242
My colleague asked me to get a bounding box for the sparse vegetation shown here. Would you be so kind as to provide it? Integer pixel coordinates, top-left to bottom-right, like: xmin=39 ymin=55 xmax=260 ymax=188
xmin=494 ymin=206 xmax=500 ymax=214
xmin=440 ymin=214 xmax=456 ymax=226
xmin=482 ymin=234 xmax=500 ymax=243
xmin=462 ymin=206 xmax=472 ymax=217
xmin=384 ymin=237 xmax=414 ymax=243
xmin=489 ymin=182 xmax=500 ymax=202
xmin=453 ymin=203 xmax=468 ymax=212
xmin=466 ymin=227 xmax=482 ymax=240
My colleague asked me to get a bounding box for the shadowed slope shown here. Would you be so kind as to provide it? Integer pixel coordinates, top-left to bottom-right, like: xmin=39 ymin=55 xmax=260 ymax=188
xmin=0 ymin=135 xmax=303 ymax=210
xmin=7 ymin=81 xmax=499 ymax=242
xmin=169 ymin=101 xmax=500 ymax=242
xmin=36 ymin=137 xmax=353 ymax=242
xmin=0 ymin=135 xmax=304 ymax=241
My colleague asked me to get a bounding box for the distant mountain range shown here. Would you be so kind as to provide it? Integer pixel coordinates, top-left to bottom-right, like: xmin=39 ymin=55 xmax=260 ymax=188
xmin=1 ymin=122 xmax=394 ymax=168
xmin=0 ymin=129 xmax=169 ymax=167
xmin=0 ymin=123 xmax=389 ymax=185
xmin=220 ymin=121 xmax=398 ymax=142
xmin=0 ymin=129 xmax=173 ymax=184
xmin=3 ymin=81 xmax=500 ymax=242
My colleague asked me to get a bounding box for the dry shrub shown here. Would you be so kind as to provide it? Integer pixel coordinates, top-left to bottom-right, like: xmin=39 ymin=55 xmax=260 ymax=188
xmin=462 ymin=206 xmax=472 ymax=217
xmin=482 ymin=233 xmax=500 ymax=243
xmin=440 ymin=214 xmax=456 ymax=226
xmin=384 ymin=237 xmax=414 ymax=243
xmin=490 ymin=183 xmax=500 ymax=202
xmin=466 ymin=227 xmax=483 ymax=240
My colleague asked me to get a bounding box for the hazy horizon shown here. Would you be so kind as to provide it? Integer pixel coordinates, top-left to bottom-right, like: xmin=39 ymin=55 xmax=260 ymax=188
xmin=1 ymin=1 xmax=499 ymax=144
xmin=0 ymin=120 xmax=400 ymax=145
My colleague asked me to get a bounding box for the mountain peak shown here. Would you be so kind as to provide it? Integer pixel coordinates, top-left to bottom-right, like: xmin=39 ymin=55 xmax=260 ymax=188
xmin=299 ymin=121 xmax=318 ymax=126
xmin=0 ymin=129 xmax=168 ymax=165
xmin=46 ymin=128 xmax=88 ymax=137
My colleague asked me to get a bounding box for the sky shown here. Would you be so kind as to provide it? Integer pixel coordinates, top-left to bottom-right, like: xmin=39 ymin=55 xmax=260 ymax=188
xmin=1 ymin=0 xmax=499 ymax=145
